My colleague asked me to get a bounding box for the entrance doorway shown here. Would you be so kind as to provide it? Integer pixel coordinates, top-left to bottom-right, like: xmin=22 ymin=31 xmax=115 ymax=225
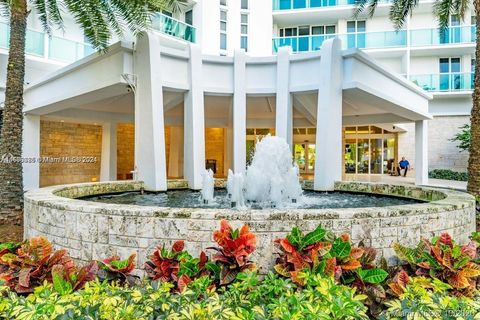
xmin=294 ymin=143 xmax=315 ymax=175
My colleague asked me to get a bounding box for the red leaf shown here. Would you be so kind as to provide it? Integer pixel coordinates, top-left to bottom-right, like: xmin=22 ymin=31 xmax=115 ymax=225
xmin=439 ymin=233 xmax=453 ymax=247
xmin=172 ymin=241 xmax=184 ymax=253
xmin=461 ymin=242 xmax=477 ymax=259
xmin=177 ymin=274 xmax=192 ymax=292
xmin=18 ymin=267 xmax=32 ymax=288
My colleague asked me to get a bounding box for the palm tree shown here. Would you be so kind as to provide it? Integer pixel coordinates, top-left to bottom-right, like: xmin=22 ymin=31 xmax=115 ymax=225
xmin=0 ymin=0 xmax=186 ymax=222
xmin=355 ymin=0 xmax=479 ymax=197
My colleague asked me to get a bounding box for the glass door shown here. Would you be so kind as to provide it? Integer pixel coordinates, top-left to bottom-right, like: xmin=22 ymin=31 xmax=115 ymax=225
xmin=347 ymin=20 xmax=366 ymax=49
xmin=298 ymin=26 xmax=310 ymax=52
xmin=439 ymin=57 xmax=461 ymax=90
xmin=294 ymin=143 xmax=315 ymax=174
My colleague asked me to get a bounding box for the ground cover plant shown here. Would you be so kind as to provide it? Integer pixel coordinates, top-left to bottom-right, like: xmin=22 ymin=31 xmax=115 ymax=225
xmin=0 ymin=220 xmax=479 ymax=319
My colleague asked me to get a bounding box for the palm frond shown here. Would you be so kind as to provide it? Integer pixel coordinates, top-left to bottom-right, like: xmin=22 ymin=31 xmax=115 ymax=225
xmin=0 ymin=0 xmax=10 ymax=17
xmin=149 ymin=0 xmax=189 ymax=14
xmin=433 ymin=0 xmax=456 ymax=33
xmin=353 ymin=0 xmax=381 ymax=20
xmin=389 ymin=0 xmax=419 ymax=30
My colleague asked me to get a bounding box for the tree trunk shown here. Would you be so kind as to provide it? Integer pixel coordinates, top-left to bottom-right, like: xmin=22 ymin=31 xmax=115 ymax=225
xmin=0 ymin=0 xmax=28 ymax=225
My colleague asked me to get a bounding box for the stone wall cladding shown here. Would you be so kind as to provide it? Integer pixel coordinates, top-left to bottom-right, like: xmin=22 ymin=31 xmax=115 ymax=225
xmin=24 ymin=180 xmax=476 ymax=273
xmin=40 ymin=121 xmax=102 ymax=187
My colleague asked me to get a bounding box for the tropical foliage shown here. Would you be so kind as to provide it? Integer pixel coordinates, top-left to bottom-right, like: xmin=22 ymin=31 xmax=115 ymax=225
xmin=208 ymin=219 xmax=257 ymax=285
xmin=451 ymin=124 xmax=472 ymax=152
xmin=392 ymin=233 xmax=480 ymax=296
xmin=0 ymin=222 xmax=479 ymax=319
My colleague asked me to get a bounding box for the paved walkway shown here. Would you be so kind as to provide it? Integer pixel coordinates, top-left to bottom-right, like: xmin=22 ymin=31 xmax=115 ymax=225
xmin=345 ymin=174 xmax=467 ymax=191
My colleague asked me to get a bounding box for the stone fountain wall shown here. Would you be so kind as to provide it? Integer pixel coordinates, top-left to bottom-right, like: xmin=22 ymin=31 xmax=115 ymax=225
xmin=24 ymin=181 xmax=476 ymax=274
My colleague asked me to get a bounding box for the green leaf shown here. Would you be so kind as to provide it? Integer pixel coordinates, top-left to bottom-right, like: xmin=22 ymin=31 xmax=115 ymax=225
xmin=0 ymin=242 xmax=20 ymax=251
xmin=302 ymin=226 xmax=327 ymax=248
xmin=357 ymin=268 xmax=388 ymax=284
xmin=287 ymin=227 xmax=303 ymax=249
xmin=453 ymin=256 xmax=470 ymax=269
xmin=231 ymin=229 xmax=239 ymax=240
xmin=52 ymin=273 xmax=73 ymax=295
xmin=206 ymin=262 xmax=221 ymax=280
xmin=179 ymin=260 xmax=200 ymax=277
xmin=110 ymin=259 xmax=129 ymax=270
xmin=331 ymin=238 xmax=351 ymax=258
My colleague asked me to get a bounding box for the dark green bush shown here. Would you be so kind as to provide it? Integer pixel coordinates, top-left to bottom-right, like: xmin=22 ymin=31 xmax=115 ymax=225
xmin=428 ymin=169 xmax=468 ymax=181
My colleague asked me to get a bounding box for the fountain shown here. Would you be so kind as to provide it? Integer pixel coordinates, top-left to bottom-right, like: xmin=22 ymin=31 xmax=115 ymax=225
xmin=24 ymin=135 xmax=476 ymax=269
xmin=212 ymin=135 xmax=303 ymax=208
xmin=200 ymin=169 xmax=215 ymax=204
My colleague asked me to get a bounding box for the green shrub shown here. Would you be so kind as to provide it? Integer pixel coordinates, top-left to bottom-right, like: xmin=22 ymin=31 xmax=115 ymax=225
xmin=380 ymin=277 xmax=480 ymax=320
xmin=428 ymin=169 xmax=468 ymax=181
xmin=0 ymin=271 xmax=369 ymax=320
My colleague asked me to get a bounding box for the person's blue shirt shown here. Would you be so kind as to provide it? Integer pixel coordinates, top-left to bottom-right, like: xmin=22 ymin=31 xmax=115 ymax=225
xmin=399 ymin=159 xmax=409 ymax=169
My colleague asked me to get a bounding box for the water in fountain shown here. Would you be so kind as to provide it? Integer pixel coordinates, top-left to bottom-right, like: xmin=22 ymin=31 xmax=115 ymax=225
xmin=244 ymin=135 xmax=303 ymax=206
xmin=200 ymin=169 xmax=215 ymax=204
xmin=227 ymin=169 xmax=245 ymax=208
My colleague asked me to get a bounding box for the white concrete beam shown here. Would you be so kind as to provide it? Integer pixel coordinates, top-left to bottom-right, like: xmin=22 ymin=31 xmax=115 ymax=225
xmin=275 ymin=47 xmax=293 ymax=148
xmin=23 ymin=114 xmax=40 ymax=191
xmin=134 ymin=33 xmax=167 ymax=191
xmin=100 ymin=122 xmax=117 ymax=181
xmin=233 ymin=49 xmax=247 ymax=173
xmin=415 ymin=120 xmax=429 ymax=185
xmin=314 ymin=39 xmax=343 ymax=191
xmin=184 ymin=44 xmax=205 ymax=190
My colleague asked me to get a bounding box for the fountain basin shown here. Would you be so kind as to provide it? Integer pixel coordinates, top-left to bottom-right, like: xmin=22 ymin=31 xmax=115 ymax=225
xmin=24 ymin=180 xmax=476 ymax=273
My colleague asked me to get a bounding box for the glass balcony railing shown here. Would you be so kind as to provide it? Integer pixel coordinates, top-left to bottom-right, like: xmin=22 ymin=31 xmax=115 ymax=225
xmin=410 ymin=25 xmax=476 ymax=46
xmin=152 ymin=13 xmax=196 ymax=43
xmin=272 ymin=0 xmax=390 ymax=10
xmin=0 ymin=22 xmax=94 ymax=63
xmin=272 ymin=30 xmax=407 ymax=53
xmin=409 ymin=73 xmax=474 ymax=92
xmin=273 ymin=34 xmax=336 ymax=53
xmin=273 ymin=25 xmax=475 ymax=53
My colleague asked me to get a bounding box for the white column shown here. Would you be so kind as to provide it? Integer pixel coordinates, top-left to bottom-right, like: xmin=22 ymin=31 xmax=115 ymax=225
xmin=314 ymin=38 xmax=343 ymax=191
xmin=233 ymin=49 xmax=247 ymax=173
xmin=275 ymin=46 xmax=293 ymax=148
xmin=224 ymin=126 xmax=233 ymax=176
xmin=184 ymin=43 xmax=205 ymax=190
xmin=168 ymin=126 xmax=184 ymax=178
xmin=100 ymin=122 xmax=117 ymax=181
xmin=23 ymin=114 xmax=40 ymax=190
xmin=415 ymin=120 xmax=428 ymax=185
xmin=134 ymin=33 xmax=167 ymax=191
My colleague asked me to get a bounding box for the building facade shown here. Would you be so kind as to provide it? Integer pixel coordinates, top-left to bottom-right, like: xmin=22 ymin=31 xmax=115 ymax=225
xmin=0 ymin=0 xmax=472 ymax=190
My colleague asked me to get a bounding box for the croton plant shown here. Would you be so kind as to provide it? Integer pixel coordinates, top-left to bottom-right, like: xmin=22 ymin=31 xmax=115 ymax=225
xmin=208 ymin=219 xmax=257 ymax=285
xmin=0 ymin=236 xmax=97 ymax=294
xmin=393 ymin=232 xmax=480 ymax=296
xmin=144 ymin=240 xmax=216 ymax=291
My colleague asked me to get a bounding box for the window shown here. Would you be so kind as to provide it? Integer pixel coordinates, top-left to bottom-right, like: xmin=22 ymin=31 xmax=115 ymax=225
xmin=241 ymin=0 xmax=248 ymax=9
xmin=220 ymin=9 xmax=227 ymax=50
xmin=240 ymin=13 xmax=248 ymax=51
xmin=311 ymin=25 xmax=335 ymax=50
xmin=439 ymin=57 xmax=461 ymax=90
xmin=347 ymin=20 xmax=366 ymax=49
xmin=185 ymin=10 xmax=193 ymax=25
xmin=220 ymin=0 xmax=227 ymax=6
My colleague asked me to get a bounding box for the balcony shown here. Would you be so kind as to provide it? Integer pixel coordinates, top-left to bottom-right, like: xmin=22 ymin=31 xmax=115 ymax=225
xmin=409 ymin=73 xmax=474 ymax=92
xmin=410 ymin=25 xmax=475 ymax=46
xmin=151 ymin=13 xmax=196 ymax=43
xmin=272 ymin=0 xmax=390 ymax=10
xmin=0 ymin=22 xmax=95 ymax=63
xmin=272 ymin=25 xmax=475 ymax=53
xmin=273 ymin=30 xmax=407 ymax=53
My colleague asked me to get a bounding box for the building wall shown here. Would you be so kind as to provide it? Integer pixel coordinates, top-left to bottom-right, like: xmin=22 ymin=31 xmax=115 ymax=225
xmin=397 ymin=115 xmax=470 ymax=173
xmin=429 ymin=115 xmax=470 ymax=171
xmin=205 ymin=128 xmax=225 ymax=177
xmin=116 ymin=123 xmax=135 ymax=180
xmin=40 ymin=121 xmax=102 ymax=187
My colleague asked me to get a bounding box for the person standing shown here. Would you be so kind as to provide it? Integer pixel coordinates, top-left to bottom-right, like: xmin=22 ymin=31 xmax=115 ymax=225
xmin=397 ymin=157 xmax=410 ymax=177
